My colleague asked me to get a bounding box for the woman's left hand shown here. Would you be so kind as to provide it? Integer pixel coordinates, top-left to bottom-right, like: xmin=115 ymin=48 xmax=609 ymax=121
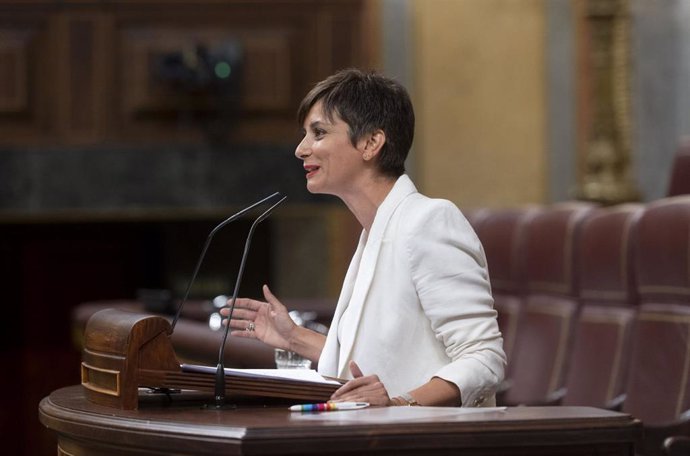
xmin=329 ymin=361 xmax=392 ymax=406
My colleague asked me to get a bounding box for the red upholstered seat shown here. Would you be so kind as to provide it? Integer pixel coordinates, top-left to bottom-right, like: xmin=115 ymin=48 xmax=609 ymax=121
xmin=473 ymin=206 xmax=539 ymax=366
xmin=500 ymin=202 xmax=595 ymax=406
xmin=563 ymin=204 xmax=643 ymax=408
xmin=563 ymin=306 xmax=636 ymax=408
xmin=623 ymin=196 xmax=690 ymax=455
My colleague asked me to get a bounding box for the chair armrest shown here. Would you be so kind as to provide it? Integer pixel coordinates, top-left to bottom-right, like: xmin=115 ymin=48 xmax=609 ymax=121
xmin=544 ymin=387 xmax=566 ymax=405
xmin=605 ymin=393 xmax=626 ymax=411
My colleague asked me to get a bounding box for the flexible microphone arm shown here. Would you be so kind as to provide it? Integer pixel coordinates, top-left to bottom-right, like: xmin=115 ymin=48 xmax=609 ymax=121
xmin=213 ymin=195 xmax=288 ymax=408
xmin=169 ymin=191 xmax=282 ymax=333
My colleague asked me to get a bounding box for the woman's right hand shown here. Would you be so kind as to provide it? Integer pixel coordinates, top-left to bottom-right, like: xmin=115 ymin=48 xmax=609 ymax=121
xmin=220 ymin=284 xmax=297 ymax=351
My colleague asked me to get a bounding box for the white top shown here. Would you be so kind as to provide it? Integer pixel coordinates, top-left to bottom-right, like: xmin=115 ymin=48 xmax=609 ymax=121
xmin=318 ymin=175 xmax=506 ymax=407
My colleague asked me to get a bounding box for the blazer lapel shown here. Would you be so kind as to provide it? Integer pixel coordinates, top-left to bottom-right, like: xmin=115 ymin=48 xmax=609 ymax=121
xmin=335 ymin=175 xmax=418 ymax=376
xmin=317 ymin=230 xmax=367 ymax=377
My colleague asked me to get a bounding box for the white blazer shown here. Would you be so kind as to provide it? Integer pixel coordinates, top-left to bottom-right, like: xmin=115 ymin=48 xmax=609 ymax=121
xmin=318 ymin=175 xmax=506 ymax=407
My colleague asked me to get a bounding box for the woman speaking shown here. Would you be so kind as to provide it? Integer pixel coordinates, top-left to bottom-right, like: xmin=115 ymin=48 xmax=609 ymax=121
xmin=222 ymin=68 xmax=506 ymax=407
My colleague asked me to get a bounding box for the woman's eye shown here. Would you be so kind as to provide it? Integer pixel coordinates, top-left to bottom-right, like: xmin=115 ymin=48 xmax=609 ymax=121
xmin=314 ymin=129 xmax=326 ymax=138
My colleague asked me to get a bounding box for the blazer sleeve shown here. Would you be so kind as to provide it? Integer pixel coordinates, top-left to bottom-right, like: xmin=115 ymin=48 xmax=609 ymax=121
xmin=402 ymin=198 xmax=506 ymax=406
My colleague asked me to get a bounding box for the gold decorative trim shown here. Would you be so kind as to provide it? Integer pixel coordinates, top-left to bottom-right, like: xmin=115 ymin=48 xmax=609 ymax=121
xmin=577 ymin=0 xmax=639 ymax=204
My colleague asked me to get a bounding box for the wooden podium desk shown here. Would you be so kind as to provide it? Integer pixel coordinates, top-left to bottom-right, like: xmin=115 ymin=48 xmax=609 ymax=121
xmin=40 ymin=386 xmax=640 ymax=456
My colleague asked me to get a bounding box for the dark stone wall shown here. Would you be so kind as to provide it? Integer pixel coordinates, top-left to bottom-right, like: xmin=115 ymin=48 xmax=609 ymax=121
xmin=0 ymin=143 xmax=329 ymax=214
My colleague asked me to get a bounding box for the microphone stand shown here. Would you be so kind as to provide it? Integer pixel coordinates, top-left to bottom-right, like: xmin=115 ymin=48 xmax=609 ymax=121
xmin=211 ymin=195 xmax=288 ymax=409
xmin=169 ymin=192 xmax=281 ymax=333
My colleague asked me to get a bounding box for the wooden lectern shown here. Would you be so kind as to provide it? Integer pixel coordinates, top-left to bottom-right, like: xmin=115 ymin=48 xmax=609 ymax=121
xmin=80 ymin=308 xmax=339 ymax=409
xmin=39 ymin=308 xmax=641 ymax=455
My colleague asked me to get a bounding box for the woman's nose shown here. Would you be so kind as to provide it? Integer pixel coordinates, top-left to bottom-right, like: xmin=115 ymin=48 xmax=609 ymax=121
xmin=295 ymin=138 xmax=310 ymax=159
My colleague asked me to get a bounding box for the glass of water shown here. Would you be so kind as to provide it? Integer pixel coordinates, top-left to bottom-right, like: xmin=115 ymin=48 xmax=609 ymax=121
xmin=274 ymin=349 xmax=312 ymax=369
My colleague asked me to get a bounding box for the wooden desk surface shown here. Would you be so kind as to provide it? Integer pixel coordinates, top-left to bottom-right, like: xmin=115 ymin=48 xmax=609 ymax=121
xmin=40 ymin=386 xmax=640 ymax=456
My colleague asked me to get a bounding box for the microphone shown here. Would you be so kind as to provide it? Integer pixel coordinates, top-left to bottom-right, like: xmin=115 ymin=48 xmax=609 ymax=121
xmin=170 ymin=192 xmax=282 ymax=333
xmin=212 ymin=194 xmax=287 ymax=408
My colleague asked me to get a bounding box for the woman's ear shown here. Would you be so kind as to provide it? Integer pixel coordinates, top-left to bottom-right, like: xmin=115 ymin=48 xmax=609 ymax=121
xmin=362 ymin=129 xmax=386 ymax=161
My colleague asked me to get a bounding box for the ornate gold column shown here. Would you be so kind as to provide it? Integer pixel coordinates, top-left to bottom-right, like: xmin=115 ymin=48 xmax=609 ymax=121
xmin=576 ymin=0 xmax=639 ymax=204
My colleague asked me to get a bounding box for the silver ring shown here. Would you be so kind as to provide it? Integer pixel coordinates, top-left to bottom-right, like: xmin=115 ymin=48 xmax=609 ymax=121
xmin=247 ymin=322 xmax=255 ymax=332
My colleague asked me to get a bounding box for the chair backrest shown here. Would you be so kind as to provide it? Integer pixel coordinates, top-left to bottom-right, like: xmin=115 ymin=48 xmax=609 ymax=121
xmin=624 ymin=196 xmax=690 ymax=424
xmin=476 ymin=207 xmax=539 ymax=295
xmin=474 ymin=207 xmax=539 ymax=364
xmin=635 ymin=196 xmax=690 ymax=306
xmin=502 ymin=202 xmax=595 ymax=405
xmin=562 ymin=205 xmax=643 ymax=408
xmin=577 ymin=204 xmax=642 ymax=308
xmin=462 ymin=207 xmax=490 ymax=233
xmin=668 ymin=139 xmax=690 ymax=197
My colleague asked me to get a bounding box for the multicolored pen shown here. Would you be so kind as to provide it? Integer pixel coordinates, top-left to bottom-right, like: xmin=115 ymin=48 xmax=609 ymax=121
xmin=289 ymin=402 xmax=370 ymax=412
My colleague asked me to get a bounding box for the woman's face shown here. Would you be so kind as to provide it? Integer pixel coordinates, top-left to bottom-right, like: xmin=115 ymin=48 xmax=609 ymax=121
xmin=295 ymin=100 xmax=367 ymax=197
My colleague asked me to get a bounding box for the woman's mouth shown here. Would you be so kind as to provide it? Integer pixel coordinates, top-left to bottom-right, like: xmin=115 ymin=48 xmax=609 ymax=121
xmin=304 ymin=165 xmax=320 ymax=179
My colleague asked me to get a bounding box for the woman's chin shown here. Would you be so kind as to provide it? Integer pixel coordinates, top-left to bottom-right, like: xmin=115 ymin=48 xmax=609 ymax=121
xmin=306 ymin=183 xmax=336 ymax=197
xmin=306 ymin=180 xmax=322 ymax=194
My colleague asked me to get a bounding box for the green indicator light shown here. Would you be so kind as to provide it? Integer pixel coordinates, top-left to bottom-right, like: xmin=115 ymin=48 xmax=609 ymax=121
xmin=214 ymin=62 xmax=231 ymax=79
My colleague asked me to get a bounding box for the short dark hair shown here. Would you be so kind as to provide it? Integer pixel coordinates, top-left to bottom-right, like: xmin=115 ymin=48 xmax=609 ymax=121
xmin=297 ymin=68 xmax=414 ymax=177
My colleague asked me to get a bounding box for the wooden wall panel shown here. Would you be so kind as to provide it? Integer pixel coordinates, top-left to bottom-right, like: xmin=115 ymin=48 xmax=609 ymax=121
xmin=0 ymin=20 xmax=52 ymax=143
xmin=315 ymin=7 xmax=365 ymax=81
xmin=0 ymin=1 xmax=370 ymax=146
xmin=54 ymin=13 xmax=111 ymax=143
xmin=0 ymin=30 xmax=30 ymax=112
xmin=242 ymin=32 xmax=292 ymax=110
xmin=119 ymin=27 xmax=293 ymax=114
